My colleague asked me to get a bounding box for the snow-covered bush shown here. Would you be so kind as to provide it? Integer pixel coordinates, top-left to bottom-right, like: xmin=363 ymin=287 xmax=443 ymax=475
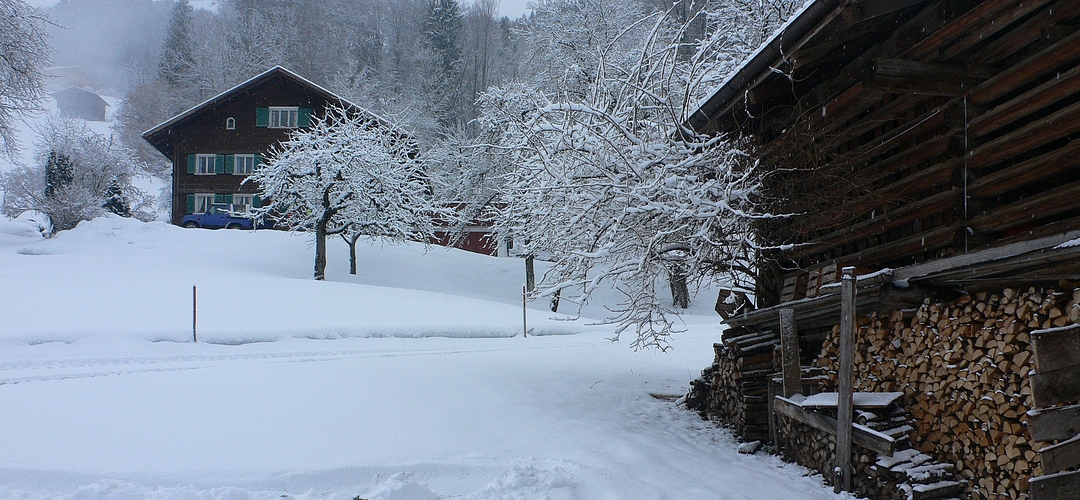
xmin=0 ymin=116 xmax=155 ymax=234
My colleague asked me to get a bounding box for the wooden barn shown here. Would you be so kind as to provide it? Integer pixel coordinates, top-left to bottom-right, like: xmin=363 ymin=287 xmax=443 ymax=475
xmin=684 ymin=1 xmax=1080 ymax=499
xmin=51 ymin=87 xmax=108 ymax=122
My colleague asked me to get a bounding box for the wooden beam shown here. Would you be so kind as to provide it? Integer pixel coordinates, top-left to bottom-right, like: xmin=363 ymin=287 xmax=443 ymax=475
xmin=1030 ymin=468 xmax=1080 ymax=500
xmin=892 ymin=228 xmax=1080 ymax=282
xmin=1032 ymin=324 xmax=1080 ymax=373
xmin=971 ymin=0 xmax=1080 ymax=66
xmin=969 ymin=139 xmax=1080 ymax=198
xmin=969 ymin=28 xmax=1080 ymax=106
xmin=773 ymin=396 xmax=896 ymax=456
xmin=968 ymin=99 xmax=1080 ymax=171
xmin=865 ymin=58 xmax=985 ymax=96
xmin=848 ymin=0 xmax=931 ymax=20
xmin=899 ymin=0 xmax=1019 ymax=62
xmin=970 ymin=178 xmax=1080 ymax=234
xmin=1029 ymin=403 xmax=1080 ymax=442
xmin=938 ymin=0 xmax=1056 ymax=60
xmin=841 ymin=221 xmax=960 ymax=268
xmin=1032 ymin=365 xmax=1080 ymax=408
xmin=835 ymin=267 xmax=856 ymax=493
xmin=1041 ymin=433 xmax=1080 ymax=474
xmin=969 ymin=62 xmax=1080 ymax=138
xmin=789 ymin=188 xmax=958 ymax=261
xmin=779 ymin=309 xmax=802 ymax=398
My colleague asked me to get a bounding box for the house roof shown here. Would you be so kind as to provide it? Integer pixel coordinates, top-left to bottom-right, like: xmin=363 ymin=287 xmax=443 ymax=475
xmin=50 ymin=86 xmax=108 ymax=107
xmin=686 ymin=0 xmax=933 ymax=135
xmin=142 ymin=66 xmax=384 ymax=141
xmin=686 ymin=0 xmax=841 ymax=133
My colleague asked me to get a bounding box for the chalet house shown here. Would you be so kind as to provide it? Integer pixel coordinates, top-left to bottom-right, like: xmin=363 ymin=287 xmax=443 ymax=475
xmin=684 ymin=1 xmax=1080 ymax=499
xmin=143 ymin=66 xmax=504 ymax=256
xmin=143 ymin=66 xmax=363 ymax=226
xmin=51 ymin=87 xmax=108 ymax=122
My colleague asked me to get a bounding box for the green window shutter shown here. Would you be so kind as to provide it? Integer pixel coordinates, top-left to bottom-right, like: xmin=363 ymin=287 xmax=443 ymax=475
xmin=254 ymin=153 xmax=263 ymax=166
xmin=298 ymin=108 xmax=313 ymax=128
xmin=215 ymin=154 xmax=225 ymax=174
xmin=187 ymin=154 xmax=196 ymax=174
xmin=186 ymin=194 xmax=195 ymax=215
xmin=256 ymin=108 xmax=269 ymax=127
xmin=214 ymin=193 xmax=225 ymax=204
xmin=253 ymin=195 xmax=262 ymax=208
xmin=225 ymin=154 xmax=235 ymax=174
xmin=225 ymin=194 xmax=234 ymax=205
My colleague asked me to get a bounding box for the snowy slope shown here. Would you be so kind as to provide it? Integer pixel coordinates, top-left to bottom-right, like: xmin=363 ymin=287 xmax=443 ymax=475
xmin=0 ymin=217 xmax=850 ymax=499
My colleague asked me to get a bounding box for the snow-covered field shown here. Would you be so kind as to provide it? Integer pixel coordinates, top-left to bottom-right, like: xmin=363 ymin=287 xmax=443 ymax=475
xmin=0 ymin=216 xmax=848 ymax=499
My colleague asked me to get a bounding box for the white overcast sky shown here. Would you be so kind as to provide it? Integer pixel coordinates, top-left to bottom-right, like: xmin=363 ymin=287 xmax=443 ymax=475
xmin=25 ymin=0 xmax=532 ymax=19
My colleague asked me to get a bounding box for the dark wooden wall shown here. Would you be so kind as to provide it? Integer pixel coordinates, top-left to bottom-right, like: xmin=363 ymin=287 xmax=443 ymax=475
xmin=156 ymin=73 xmax=337 ymax=224
xmin=710 ymin=0 xmax=1080 ymax=306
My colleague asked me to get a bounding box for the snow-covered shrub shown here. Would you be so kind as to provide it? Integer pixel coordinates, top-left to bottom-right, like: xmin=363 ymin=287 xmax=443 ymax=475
xmin=0 ymin=116 xmax=154 ymax=234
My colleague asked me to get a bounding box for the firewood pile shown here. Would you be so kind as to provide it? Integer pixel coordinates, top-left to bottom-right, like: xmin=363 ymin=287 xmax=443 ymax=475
xmin=813 ymin=287 xmax=1077 ymax=499
xmin=688 ymin=328 xmax=779 ymax=440
xmin=776 ymin=401 xmax=964 ymax=500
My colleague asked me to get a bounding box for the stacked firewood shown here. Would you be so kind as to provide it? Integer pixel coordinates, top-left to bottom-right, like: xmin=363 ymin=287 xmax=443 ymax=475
xmin=691 ymin=329 xmax=779 ymax=440
xmin=815 ymin=286 xmax=1077 ymax=499
xmin=775 ymin=402 xmax=964 ymax=500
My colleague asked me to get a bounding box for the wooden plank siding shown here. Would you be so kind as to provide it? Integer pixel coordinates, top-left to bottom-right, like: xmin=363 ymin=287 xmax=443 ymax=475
xmin=143 ymin=67 xmax=360 ymax=226
xmin=692 ymin=0 xmax=1080 ymax=307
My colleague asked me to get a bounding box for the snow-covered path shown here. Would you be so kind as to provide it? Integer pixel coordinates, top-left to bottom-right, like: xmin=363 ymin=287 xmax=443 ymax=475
xmin=0 ymin=331 xmax=845 ymax=499
xmin=0 ymin=216 xmax=849 ymax=499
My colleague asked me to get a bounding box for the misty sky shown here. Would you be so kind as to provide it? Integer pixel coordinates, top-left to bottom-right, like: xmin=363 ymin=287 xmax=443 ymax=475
xmin=24 ymin=0 xmax=533 ymax=18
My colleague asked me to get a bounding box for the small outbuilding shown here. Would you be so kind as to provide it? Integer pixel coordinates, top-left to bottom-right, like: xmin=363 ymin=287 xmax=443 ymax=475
xmin=51 ymin=87 xmax=108 ymax=122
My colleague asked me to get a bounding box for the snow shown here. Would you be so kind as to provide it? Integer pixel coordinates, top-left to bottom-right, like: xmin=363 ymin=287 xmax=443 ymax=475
xmin=800 ymin=392 xmax=904 ymax=409
xmin=0 ymin=215 xmax=852 ymax=499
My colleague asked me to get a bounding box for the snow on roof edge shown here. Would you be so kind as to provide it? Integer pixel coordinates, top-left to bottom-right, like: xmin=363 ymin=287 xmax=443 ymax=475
xmin=685 ymin=0 xmax=839 ymax=132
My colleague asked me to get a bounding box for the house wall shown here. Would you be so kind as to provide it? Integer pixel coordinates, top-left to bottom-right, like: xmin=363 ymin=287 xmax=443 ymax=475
xmin=167 ymin=74 xmax=335 ymax=224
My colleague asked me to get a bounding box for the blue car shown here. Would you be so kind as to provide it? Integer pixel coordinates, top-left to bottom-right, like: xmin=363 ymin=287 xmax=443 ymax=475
xmin=181 ymin=204 xmax=268 ymax=230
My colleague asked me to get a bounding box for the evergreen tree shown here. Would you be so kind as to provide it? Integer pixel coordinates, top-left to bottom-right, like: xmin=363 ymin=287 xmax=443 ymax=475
xmin=44 ymin=151 xmax=74 ymax=199
xmin=424 ymin=0 xmax=463 ymax=76
xmin=159 ymin=0 xmax=196 ymax=90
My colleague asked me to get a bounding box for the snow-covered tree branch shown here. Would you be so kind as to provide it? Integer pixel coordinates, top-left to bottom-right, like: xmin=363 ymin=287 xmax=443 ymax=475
xmin=480 ymin=1 xmax=788 ymax=349
xmin=248 ymin=105 xmax=444 ymax=280
xmin=0 ymin=0 xmax=50 ymax=158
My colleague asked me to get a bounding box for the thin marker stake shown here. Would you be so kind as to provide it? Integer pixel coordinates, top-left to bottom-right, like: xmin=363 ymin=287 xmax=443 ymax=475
xmin=192 ymin=285 xmax=198 ymax=343
xmin=522 ymin=284 xmax=528 ymax=338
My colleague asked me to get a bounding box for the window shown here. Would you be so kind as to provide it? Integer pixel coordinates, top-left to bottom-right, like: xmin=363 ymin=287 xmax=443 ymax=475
xmin=269 ymin=107 xmax=298 ymax=128
xmin=234 ymin=154 xmax=255 ymax=175
xmin=226 ymin=117 xmax=236 ymax=130
xmin=232 ymin=194 xmax=253 ymax=214
xmin=196 ymin=154 xmax=217 ymax=175
xmin=194 ymin=193 xmax=214 ymax=214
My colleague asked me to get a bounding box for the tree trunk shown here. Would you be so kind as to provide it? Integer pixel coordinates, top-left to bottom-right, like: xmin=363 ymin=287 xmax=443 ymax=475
xmin=348 ymin=235 xmax=357 ymax=275
xmin=670 ymin=267 xmax=689 ymax=309
xmin=314 ymin=218 xmax=328 ymax=280
xmin=525 ymin=254 xmax=535 ymax=292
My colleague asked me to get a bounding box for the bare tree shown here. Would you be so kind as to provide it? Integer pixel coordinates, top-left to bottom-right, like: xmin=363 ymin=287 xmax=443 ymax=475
xmin=482 ymin=3 xmax=780 ymax=349
xmin=0 ymin=0 xmax=50 ymax=157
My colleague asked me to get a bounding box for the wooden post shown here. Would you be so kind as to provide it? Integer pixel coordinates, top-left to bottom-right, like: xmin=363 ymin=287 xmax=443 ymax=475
xmin=835 ymin=266 xmax=857 ymax=493
xmin=779 ymin=308 xmax=801 ymax=398
xmin=768 ymin=370 xmax=781 ymax=450
xmin=522 ymin=284 xmax=528 ymax=338
xmin=192 ymin=285 xmax=198 ymax=343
